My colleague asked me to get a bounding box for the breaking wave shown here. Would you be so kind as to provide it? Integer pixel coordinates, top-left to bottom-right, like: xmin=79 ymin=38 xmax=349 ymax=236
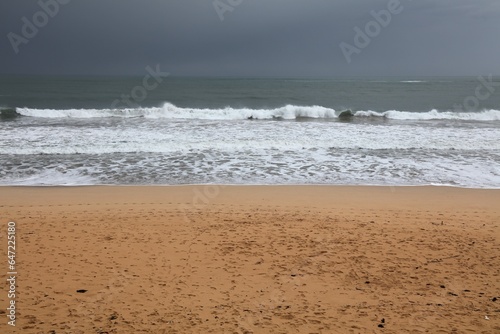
xmin=9 ymin=103 xmax=500 ymax=121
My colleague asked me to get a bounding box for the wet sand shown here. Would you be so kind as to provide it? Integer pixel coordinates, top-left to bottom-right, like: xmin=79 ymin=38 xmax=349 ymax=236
xmin=0 ymin=185 xmax=499 ymax=333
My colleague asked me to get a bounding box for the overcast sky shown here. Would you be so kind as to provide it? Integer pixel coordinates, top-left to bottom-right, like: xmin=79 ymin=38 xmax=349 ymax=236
xmin=1 ymin=0 xmax=499 ymax=77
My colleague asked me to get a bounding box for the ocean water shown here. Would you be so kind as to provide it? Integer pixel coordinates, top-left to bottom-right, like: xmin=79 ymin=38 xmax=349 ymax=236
xmin=1 ymin=75 xmax=499 ymax=188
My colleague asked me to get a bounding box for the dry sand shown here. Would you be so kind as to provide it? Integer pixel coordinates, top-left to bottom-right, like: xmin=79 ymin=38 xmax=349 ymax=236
xmin=0 ymin=185 xmax=499 ymax=333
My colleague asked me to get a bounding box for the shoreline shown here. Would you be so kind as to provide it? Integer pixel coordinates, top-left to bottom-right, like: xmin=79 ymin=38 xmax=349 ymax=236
xmin=0 ymin=185 xmax=499 ymax=333
xmin=2 ymin=184 xmax=500 ymax=206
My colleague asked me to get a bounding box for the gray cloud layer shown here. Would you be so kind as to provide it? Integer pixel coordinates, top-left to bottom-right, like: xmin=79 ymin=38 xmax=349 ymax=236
xmin=1 ymin=0 xmax=499 ymax=76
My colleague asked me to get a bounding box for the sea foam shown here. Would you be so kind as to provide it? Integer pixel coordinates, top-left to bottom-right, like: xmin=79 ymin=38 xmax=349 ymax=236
xmin=14 ymin=103 xmax=500 ymax=121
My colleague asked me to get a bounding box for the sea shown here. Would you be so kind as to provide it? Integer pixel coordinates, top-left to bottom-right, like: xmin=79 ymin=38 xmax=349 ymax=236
xmin=1 ymin=75 xmax=499 ymax=188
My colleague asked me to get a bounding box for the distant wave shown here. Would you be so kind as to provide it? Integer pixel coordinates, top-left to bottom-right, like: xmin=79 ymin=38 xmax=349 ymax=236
xmin=369 ymin=80 xmax=427 ymax=83
xmin=10 ymin=103 xmax=500 ymax=121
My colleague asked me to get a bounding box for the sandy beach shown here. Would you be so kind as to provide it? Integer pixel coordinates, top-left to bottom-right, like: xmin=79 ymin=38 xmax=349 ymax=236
xmin=0 ymin=185 xmax=499 ymax=333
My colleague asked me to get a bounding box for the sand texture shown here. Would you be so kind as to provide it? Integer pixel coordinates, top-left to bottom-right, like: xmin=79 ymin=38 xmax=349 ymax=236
xmin=0 ymin=185 xmax=499 ymax=333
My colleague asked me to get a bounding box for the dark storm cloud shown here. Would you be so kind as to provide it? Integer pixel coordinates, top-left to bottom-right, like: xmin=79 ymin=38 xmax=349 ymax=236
xmin=1 ymin=0 xmax=499 ymax=76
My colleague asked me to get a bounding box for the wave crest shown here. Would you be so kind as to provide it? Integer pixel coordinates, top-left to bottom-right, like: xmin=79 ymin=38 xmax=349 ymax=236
xmin=12 ymin=103 xmax=500 ymax=121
